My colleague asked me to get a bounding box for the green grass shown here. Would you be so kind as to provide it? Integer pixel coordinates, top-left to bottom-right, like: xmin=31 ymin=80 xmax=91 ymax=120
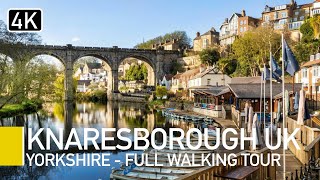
xmin=0 ymin=101 xmax=42 ymax=118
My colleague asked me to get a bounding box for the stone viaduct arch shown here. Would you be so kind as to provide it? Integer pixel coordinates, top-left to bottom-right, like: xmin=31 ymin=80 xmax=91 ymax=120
xmin=0 ymin=43 xmax=181 ymax=101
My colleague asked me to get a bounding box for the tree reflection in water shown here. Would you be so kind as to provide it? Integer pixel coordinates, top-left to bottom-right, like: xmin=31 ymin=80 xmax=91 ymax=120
xmin=0 ymin=101 xmax=166 ymax=179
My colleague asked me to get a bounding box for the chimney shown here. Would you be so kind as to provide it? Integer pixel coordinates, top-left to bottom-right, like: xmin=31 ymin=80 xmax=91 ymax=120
xmin=165 ymin=40 xmax=170 ymax=43
xmin=242 ymin=10 xmax=246 ymax=17
xmin=196 ymin=32 xmax=200 ymax=37
xmin=225 ymin=18 xmax=229 ymax=23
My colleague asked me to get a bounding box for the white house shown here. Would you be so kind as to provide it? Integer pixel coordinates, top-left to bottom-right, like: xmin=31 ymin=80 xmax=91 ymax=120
xmin=160 ymin=74 xmax=174 ymax=90
xmin=219 ymin=13 xmax=240 ymax=46
xmin=188 ymin=66 xmax=232 ymax=97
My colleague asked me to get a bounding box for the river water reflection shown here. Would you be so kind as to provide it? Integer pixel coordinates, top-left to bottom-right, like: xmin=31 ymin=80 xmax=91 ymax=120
xmin=0 ymin=101 xmax=195 ymax=180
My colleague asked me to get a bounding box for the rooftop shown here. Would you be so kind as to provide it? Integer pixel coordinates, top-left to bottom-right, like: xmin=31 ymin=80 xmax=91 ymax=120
xmin=228 ymin=83 xmax=301 ymax=99
xmin=193 ymin=86 xmax=230 ymax=97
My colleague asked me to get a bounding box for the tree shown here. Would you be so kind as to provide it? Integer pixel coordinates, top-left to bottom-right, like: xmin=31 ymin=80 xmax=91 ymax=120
xmin=134 ymin=31 xmax=191 ymax=49
xmin=53 ymin=74 xmax=77 ymax=101
xmin=217 ymin=57 xmax=236 ymax=75
xmin=169 ymin=59 xmax=184 ymax=74
xmin=155 ymin=86 xmax=167 ymax=98
xmin=124 ymin=64 xmax=148 ymax=81
xmin=199 ymin=48 xmax=220 ymax=66
xmin=0 ymin=20 xmax=45 ymax=109
xmin=232 ymin=26 xmax=281 ymax=77
xmin=310 ymin=15 xmax=320 ymax=39
xmin=293 ymin=16 xmax=320 ymax=63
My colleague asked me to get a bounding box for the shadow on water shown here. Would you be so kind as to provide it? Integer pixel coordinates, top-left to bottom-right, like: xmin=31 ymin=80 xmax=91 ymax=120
xmin=0 ymin=101 xmax=175 ymax=180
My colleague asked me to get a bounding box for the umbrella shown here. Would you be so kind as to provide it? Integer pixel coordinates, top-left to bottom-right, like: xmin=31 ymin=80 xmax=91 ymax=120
xmin=247 ymin=106 xmax=254 ymax=133
xmin=276 ymin=100 xmax=282 ymax=124
xmin=285 ymin=90 xmax=290 ymax=116
xmin=304 ymin=99 xmax=311 ymax=120
xmin=293 ymin=91 xmax=299 ymax=111
xmin=297 ymin=90 xmax=305 ymax=125
xmin=236 ymin=98 xmax=240 ymax=110
xmin=244 ymin=101 xmax=249 ymax=124
xmin=229 ymin=96 xmax=234 ymax=105
xmin=252 ymin=113 xmax=262 ymax=147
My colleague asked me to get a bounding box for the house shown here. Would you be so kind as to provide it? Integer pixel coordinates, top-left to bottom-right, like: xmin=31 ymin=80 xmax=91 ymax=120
xmin=193 ymin=28 xmax=219 ymax=52
xmin=160 ymin=74 xmax=174 ymax=90
xmin=237 ymin=10 xmax=261 ymax=35
xmin=152 ymin=39 xmax=181 ymax=50
xmin=295 ymin=53 xmax=320 ymax=94
xmin=188 ymin=66 xmax=232 ymax=97
xmin=219 ymin=10 xmax=260 ymax=46
xmin=262 ymin=1 xmax=296 ymax=30
xmin=75 ymin=62 xmax=107 ymax=83
xmin=228 ymin=83 xmax=301 ymax=112
xmin=261 ymin=0 xmax=313 ymax=41
xmin=171 ymin=68 xmax=200 ymax=93
xmin=192 ymin=86 xmax=232 ymax=118
xmin=77 ymin=80 xmax=91 ymax=92
xmin=219 ymin=14 xmax=239 ymax=46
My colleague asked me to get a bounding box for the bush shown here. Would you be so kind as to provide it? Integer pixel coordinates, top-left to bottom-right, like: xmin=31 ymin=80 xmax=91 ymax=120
xmin=156 ymin=86 xmax=168 ymax=98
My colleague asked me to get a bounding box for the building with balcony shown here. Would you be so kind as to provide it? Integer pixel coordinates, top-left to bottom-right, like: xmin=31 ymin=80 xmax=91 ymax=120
xmin=219 ymin=10 xmax=260 ymax=46
xmin=295 ymin=53 xmax=320 ymax=94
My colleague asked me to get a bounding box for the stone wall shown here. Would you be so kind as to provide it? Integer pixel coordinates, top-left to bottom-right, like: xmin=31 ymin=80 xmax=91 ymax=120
xmin=177 ymin=55 xmax=201 ymax=70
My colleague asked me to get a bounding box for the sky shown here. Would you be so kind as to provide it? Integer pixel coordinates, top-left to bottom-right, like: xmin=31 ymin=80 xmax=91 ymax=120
xmin=0 ymin=0 xmax=312 ymax=48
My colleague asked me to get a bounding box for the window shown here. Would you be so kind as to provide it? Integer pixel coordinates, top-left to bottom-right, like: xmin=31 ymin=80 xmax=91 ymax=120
xmin=293 ymin=18 xmax=297 ymax=22
xmin=314 ymin=66 xmax=320 ymax=77
xmin=202 ymin=39 xmax=208 ymax=48
xmin=244 ymin=27 xmax=247 ymax=32
xmin=295 ymin=11 xmax=299 ymax=15
xmin=305 ymin=9 xmax=309 ymax=14
xmin=302 ymin=68 xmax=308 ymax=78
xmin=300 ymin=16 xmax=305 ymax=21
xmin=265 ymin=15 xmax=270 ymax=21
xmin=281 ymin=12 xmax=287 ymax=18
xmin=207 ymin=79 xmax=211 ymax=85
xmin=240 ymin=27 xmax=243 ymax=32
xmin=240 ymin=20 xmax=243 ymax=25
xmin=244 ymin=20 xmax=247 ymax=24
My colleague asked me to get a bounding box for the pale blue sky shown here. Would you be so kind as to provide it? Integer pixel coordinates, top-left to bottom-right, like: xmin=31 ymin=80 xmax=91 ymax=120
xmin=0 ymin=0 xmax=311 ymax=48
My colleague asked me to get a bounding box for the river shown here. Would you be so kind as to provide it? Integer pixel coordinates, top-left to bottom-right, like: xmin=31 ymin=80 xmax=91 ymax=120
xmin=0 ymin=101 xmax=196 ymax=180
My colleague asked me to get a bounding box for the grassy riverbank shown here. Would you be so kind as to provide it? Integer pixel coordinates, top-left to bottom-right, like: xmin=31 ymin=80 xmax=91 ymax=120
xmin=0 ymin=101 xmax=42 ymax=118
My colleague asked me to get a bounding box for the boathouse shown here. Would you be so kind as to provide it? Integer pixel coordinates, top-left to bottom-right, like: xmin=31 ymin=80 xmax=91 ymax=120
xmin=192 ymin=86 xmax=232 ymax=118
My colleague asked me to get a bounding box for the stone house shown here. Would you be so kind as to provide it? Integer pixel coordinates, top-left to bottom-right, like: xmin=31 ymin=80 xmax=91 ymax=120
xmin=237 ymin=10 xmax=261 ymax=35
xmin=152 ymin=39 xmax=181 ymax=50
xmin=193 ymin=28 xmax=219 ymax=52
xmin=220 ymin=10 xmax=260 ymax=46
xmin=171 ymin=68 xmax=200 ymax=93
xmin=261 ymin=0 xmax=314 ymax=41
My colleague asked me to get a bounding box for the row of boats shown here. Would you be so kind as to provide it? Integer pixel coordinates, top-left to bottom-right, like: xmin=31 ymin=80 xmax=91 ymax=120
xmin=161 ymin=108 xmax=215 ymax=124
xmin=110 ymin=137 xmax=216 ymax=180
xmin=110 ymin=108 xmax=220 ymax=179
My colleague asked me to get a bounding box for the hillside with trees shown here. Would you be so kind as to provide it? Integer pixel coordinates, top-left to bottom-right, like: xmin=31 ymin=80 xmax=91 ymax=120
xmin=134 ymin=31 xmax=191 ymax=49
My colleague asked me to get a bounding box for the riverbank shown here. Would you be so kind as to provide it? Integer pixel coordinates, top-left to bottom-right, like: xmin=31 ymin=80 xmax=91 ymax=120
xmin=148 ymin=99 xmax=194 ymax=111
xmin=0 ymin=101 xmax=42 ymax=118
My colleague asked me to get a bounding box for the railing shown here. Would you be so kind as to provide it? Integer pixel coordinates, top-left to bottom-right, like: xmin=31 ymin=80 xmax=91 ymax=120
xmin=176 ymin=148 xmax=276 ymax=180
xmin=286 ymin=117 xmax=320 ymax=164
xmin=231 ymin=105 xmax=241 ymax=128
